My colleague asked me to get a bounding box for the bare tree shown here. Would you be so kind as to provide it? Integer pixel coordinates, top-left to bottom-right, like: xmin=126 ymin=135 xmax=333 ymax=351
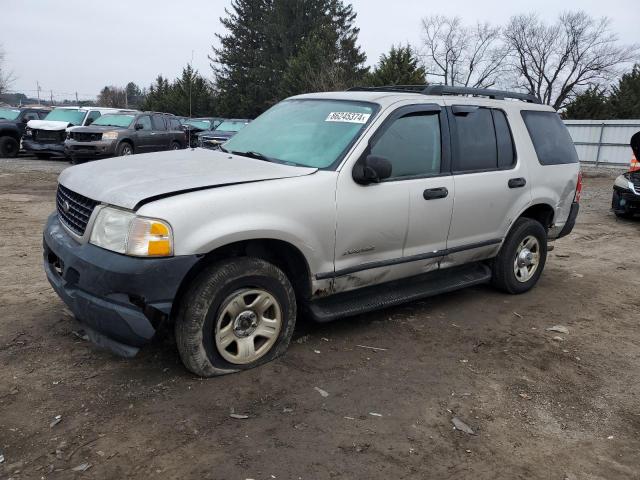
xmin=504 ymin=12 xmax=639 ymax=109
xmin=97 ymin=86 xmax=127 ymax=108
xmin=420 ymin=15 xmax=509 ymax=88
xmin=0 ymin=45 xmax=16 ymax=95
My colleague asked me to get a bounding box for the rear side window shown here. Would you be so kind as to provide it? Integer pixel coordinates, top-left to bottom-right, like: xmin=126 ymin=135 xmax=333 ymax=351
xmin=521 ymin=111 xmax=579 ymax=165
xmin=452 ymin=107 xmax=496 ymax=172
xmin=152 ymin=115 xmax=167 ymax=130
xmin=493 ymin=110 xmax=516 ymax=169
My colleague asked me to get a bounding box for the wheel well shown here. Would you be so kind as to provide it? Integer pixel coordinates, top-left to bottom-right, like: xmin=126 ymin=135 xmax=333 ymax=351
xmin=0 ymin=130 xmax=20 ymax=141
xmin=171 ymin=239 xmax=312 ymax=320
xmin=520 ymin=203 xmax=554 ymax=230
xmin=118 ymin=139 xmax=133 ymax=150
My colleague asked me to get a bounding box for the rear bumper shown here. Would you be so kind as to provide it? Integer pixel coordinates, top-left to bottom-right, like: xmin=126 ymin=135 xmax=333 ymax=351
xmin=555 ymin=202 xmax=580 ymax=239
xmin=43 ymin=214 xmax=200 ymax=356
xmin=23 ymin=139 xmax=65 ymax=156
xmin=64 ymin=139 xmax=117 ymax=159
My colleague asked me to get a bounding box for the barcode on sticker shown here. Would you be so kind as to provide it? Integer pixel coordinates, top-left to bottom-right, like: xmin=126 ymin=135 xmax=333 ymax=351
xmin=326 ymin=112 xmax=371 ymax=124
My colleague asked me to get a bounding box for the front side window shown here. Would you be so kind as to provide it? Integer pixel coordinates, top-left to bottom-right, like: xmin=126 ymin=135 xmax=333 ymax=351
xmin=521 ymin=110 xmax=579 ymax=165
xmin=371 ymin=112 xmax=441 ymax=179
xmin=23 ymin=112 xmax=39 ymax=121
xmin=136 ymin=116 xmax=152 ymax=130
xmin=223 ymin=99 xmax=376 ymax=168
xmin=86 ymin=111 xmax=101 ymax=125
xmin=44 ymin=109 xmax=86 ymax=126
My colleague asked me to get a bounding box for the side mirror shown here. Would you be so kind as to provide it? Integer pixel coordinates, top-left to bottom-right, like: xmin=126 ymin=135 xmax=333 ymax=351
xmin=135 ymin=123 xmax=143 ymax=130
xmin=352 ymin=154 xmax=392 ymax=185
xmin=85 ymin=118 xmax=94 ymax=126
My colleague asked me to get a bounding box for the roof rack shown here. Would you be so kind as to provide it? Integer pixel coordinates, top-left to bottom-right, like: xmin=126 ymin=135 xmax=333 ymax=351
xmin=348 ymin=85 xmax=541 ymax=104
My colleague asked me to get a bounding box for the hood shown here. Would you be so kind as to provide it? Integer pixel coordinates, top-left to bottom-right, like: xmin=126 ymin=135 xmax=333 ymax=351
xmin=69 ymin=125 xmax=126 ymax=133
xmin=58 ymin=147 xmax=317 ymax=210
xmin=27 ymin=119 xmax=73 ymax=131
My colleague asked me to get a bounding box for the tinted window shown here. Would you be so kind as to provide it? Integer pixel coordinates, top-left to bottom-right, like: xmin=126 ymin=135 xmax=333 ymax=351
xmin=23 ymin=112 xmax=39 ymax=121
xmin=371 ymin=112 xmax=441 ymax=179
xmin=152 ymin=115 xmax=167 ymax=130
xmin=452 ymin=107 xmax=496 ymax=172
xmin=493 ymin=110 xmax=516 ymax=168
xmin=521 ymin=111 xmax=579 ymax=165
xmin=38 ymin=111 xmax=49 ymax=119
xmin=169 ymin=118 xmax=182 ymax=130
xmin=137 ymin=116 xmax=152 ymax=130
xmin=86 ymin=111 xmax=101 ymax=125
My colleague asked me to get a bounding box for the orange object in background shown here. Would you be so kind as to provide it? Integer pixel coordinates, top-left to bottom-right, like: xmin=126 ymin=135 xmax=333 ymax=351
xmin=631 ymin=155 xmax=640 ymax=172
xmin=631 ymin=131 xmax=640 ymax=172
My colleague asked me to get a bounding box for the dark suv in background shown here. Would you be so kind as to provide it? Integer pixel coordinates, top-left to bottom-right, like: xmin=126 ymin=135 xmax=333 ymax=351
xmin=197 ymin=118 xmax=250 ymax=149
xmin=181 ymin=117 xmax=224 ymax=147
xmin=65 ymin=112 xmax=186 ymax=162
xmin=0 ymin=106 xmax=50 ymax=157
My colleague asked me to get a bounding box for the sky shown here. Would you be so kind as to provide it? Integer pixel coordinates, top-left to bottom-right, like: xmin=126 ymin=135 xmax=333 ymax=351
xmin=1 ymin=0 xmax=638 ymax=101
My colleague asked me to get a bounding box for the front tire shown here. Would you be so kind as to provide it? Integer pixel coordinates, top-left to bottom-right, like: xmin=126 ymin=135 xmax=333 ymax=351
xmin=0 ymin=136 xmax=19 ymax=158
xmin=175 ymin=257 xmax=297 ymax=377
xmin=492 ymin=218 xmax=547 ymax=294
xmin=116 ymin=142 xmax=133 ymax=156
xmin=171 ymin=141 xmax=181 ymax=150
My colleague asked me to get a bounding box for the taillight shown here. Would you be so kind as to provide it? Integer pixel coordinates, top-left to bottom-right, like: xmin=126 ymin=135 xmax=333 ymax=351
xmin=574 ymin=171 xmax=583 ymax=203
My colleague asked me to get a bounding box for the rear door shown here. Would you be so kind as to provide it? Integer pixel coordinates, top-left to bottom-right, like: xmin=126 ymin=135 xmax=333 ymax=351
xmin=442 ymin=104 xmax=531 ymax=268
xmin=151 ymin=114 xmax=169 ymax=150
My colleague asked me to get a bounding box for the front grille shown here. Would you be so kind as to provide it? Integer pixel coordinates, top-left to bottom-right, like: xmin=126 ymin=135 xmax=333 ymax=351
xmin=34 ymin=129 xmax=65 ymax=143
xmin=71 ymin=132 xmax=102 ymax=142
xmin=56 ymin=184 xmax=98 ymax=236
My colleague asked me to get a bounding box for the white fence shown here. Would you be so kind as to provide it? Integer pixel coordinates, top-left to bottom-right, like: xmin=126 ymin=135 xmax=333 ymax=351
xmin=563 ymin=120 xmax=640 ymax=167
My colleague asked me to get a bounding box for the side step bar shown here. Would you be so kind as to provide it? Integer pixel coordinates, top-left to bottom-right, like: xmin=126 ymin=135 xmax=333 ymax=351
xmin=307 ymin=263 xmax=492 ymax=323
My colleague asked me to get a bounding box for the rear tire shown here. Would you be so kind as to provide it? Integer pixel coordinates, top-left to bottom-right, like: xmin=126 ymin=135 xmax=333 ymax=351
xmin=175 ymin=257 xmax=297 ymax=377
xmin=492 ymin=218 xmax=547 ymax=294
xmin=116 ymin=142 xmax=133 ymax=156
xmin=0 ymin=136 xmax=19 ymax=158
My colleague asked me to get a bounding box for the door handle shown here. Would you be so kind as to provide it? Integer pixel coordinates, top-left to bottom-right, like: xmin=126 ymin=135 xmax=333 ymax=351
xmin=508 ymin=177 xmax=526 ymax=188
xmin=423 ymin=187 xmax=448 ymax=200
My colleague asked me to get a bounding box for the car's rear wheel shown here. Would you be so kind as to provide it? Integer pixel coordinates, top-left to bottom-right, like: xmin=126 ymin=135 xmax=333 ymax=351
xmin=492 ymin=217 xmax=547 ymax=294
xmin=117 ymin=142 xmax=133 ymax=156
xmin=175 ymin=257 xmax=296 ymax=377
xmin=0 ymin=136 xmax=19 ymax=158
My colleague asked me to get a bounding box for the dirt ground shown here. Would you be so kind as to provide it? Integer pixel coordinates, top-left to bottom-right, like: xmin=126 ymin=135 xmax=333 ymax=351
xmin=1 ymin=157 xmax=639 ymax=480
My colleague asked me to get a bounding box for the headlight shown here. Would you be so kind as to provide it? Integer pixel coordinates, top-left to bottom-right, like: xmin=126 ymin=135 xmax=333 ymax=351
xmin=102 ymin=131 xmax=118 ymax=140
xmin=89 ymin=206 xmax=173 ymax=257
xmin=614 ymin=175 xmax=633 ymax=191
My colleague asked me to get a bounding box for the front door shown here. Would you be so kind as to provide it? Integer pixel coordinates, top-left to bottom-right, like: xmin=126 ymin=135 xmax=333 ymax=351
xmin=333 ymin=104 xmax=453 ymax=293
xmin=134 ymin=115 xmax=154 ymax=152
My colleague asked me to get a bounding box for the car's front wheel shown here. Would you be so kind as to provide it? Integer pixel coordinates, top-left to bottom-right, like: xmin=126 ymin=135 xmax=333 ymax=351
xmin=0 ymin=136 xmax=19 ymax=158
xmin=175 ymin=257 xmax=296 ymax=377
xmin=492 ymin=217 xmax=548 ymax=294
xmin=117 ymin=142 xmax=133 ymax=156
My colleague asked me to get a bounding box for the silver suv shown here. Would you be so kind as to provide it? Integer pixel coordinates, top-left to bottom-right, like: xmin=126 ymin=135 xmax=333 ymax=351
xmin=43 ymin=86 xmax=582 ymax=377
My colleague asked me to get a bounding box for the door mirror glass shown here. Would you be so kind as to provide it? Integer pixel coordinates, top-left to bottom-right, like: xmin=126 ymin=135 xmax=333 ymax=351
xmin=353 ymin=154 xmax=392 ymax=185
xmin=135 ymin=123 xmax=144 ymax=130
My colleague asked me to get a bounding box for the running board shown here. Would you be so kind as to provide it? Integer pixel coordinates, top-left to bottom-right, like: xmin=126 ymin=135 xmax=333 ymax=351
xmin=307 ymin=263 xmax=492 ymax=323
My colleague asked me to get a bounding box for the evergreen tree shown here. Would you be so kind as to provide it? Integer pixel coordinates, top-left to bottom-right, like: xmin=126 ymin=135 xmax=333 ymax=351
xmin=563 ymin=87 xmax=610 ymax=119
xmin=367 ymin=45 xmax=426 ymax=87
xmin=608 ymin=65 xmax=640 ymax=119
xmin=125 ymin=82 xmax=144 ymax=108
xmin=210 ymin=0 xmax=368 ymax=118
xmin=141 ymin=67 xmax=215 ymax=117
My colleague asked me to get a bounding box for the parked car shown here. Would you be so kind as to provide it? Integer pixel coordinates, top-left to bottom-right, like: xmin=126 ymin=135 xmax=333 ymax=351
xmin=23 ymin=107 xmax=136 ymax=159
xmin=197 ymin=118 xmax=250 ymax=149
xmin=64 ymin=112 xmax=185 ymax=162
xmin=612 ymin=131 xmax=640 ymax=218
xmin=43 ymin=86 xmax=581 ymax=376
xmin=0 ymin=106 xmax=50 ymax=157
xmin=181 ymin=117 xmax=225 ymax=147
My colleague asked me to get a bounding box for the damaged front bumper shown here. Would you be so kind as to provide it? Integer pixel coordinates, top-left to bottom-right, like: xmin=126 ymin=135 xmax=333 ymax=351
xmin=23 ymin=139 xmax=66 ymax=156
xmin=43 ymin=214 xmax=199 ymax=357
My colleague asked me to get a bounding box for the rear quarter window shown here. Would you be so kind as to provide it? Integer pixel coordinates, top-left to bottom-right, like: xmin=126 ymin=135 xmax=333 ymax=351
xmin=521 ymin=111 xmax=579 ymax=165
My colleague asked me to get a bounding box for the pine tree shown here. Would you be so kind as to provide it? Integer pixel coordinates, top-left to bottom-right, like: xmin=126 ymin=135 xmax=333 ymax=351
xmin=210 ymin=0 xmax=368 ymax=118
xmin=608 ymin=65 xmax=640 ymax=119
xmin=367 ymin=45 xmax=426 ymax=87
xmin=563 ymin=87 xmax=610 ymax=119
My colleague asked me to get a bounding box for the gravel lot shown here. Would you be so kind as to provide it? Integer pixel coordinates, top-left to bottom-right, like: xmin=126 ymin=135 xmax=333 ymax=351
xmin=1 ymin=157 xmax=639 ymax=480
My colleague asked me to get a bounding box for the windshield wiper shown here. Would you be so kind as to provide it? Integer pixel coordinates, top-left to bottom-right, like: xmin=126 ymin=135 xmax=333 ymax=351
xmin=230 ymin=150 xmax=277 ymax=163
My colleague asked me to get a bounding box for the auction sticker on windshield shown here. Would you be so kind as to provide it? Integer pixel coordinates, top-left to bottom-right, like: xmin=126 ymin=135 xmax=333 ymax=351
xmin=326 ymin=112 xmax=371 ymax=124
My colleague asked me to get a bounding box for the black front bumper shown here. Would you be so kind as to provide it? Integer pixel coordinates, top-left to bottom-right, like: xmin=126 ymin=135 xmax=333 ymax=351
xmin=613 ymin=187 xmax=640 ymax=215
xmin=43 ymin=214 xmax=200 ymax=356
xmin=23 ymin=139 xmax=66 ymax=156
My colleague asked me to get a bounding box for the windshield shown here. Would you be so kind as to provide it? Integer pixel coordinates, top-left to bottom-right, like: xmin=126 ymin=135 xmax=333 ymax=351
xmin=44 ymin=109 xmax=86 ymax=125
xmin=215 ymin=120 xmax=248 ymax=133
xmin=183 ymin=119 xmax=211 ymax=130
xmin=92 ymin=114 xmax=135 ymax=128
xmin=0 ymin=108 xmax=21 ymax=121
xmin=223 ymin=100 xmax=375 ymax=168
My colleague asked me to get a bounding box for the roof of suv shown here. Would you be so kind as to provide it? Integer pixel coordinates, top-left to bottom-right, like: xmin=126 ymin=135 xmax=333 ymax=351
xmin=292 ymin=86 xmax=555 ymax=112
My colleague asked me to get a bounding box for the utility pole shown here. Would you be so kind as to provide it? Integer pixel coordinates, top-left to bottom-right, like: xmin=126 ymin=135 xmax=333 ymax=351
xmin=50 ymin=90 xmax=53 ymax=105
xmin=36 ymin=81 xmax=41 ymax=104
xmin=75 ymin=91 xmax=79 ymax=104
xmin=189 ymin=49 xmax=194 ymax=118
